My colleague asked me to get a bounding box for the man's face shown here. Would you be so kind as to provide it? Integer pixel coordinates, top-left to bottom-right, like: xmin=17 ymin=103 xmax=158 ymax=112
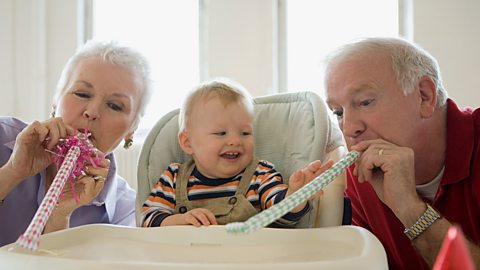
xmin=325 ymin=52 xmax=425 ymax=150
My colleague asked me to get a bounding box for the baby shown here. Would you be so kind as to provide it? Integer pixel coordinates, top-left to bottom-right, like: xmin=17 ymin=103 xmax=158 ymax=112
xmin=141 ymin=79 xmax=331 ymax=227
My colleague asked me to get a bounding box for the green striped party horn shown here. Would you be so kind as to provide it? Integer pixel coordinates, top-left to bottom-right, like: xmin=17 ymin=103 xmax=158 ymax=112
xmin=226 ymin=151 xmax=360 ymax=234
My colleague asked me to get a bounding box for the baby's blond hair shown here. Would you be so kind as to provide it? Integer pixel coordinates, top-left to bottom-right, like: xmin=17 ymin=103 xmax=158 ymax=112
xmin=179 ymin=78 xmax=254 ymax=133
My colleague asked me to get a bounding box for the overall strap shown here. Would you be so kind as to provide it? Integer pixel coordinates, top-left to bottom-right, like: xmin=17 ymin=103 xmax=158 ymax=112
xmin=235 ymin=158 xmax=259 ymax=196
xmin=175 ymin=159 xmax=196 ymax=206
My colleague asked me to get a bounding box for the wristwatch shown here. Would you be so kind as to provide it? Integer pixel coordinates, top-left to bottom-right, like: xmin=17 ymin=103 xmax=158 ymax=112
xmin=404 ymin=203 xmax=441 ymax=241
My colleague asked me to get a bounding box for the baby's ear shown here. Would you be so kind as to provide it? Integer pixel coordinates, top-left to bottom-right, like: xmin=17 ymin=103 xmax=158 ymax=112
xmin=178 ymin=131 xmax=193 ymax=155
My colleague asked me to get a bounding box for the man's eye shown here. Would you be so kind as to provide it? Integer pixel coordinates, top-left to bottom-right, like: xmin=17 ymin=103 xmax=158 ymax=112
xmin=359 ymin=99 xmax=373 ymax=107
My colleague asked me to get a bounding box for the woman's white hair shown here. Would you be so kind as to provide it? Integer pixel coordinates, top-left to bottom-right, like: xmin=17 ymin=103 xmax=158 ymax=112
xmin=325 ymin=37 xmax=448 ymax=108
xmin=178 ymin=78 xmax=254 ymax=133
xmin=54 ymin=40 xmax=153 ymax=120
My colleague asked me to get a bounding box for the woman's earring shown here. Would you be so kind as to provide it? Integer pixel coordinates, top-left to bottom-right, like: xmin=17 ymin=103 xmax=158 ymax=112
xmin=124 ymin=138 xmax=133 ymax=149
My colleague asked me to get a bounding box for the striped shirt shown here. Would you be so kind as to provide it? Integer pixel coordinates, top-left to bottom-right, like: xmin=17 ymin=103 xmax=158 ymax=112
xmin=142 ymin=160 xmax=310 ymax=227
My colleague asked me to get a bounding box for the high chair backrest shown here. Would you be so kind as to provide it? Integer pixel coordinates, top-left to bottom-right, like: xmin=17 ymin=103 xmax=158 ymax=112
xmin=136 ymin=91 xmax=347 ymax=227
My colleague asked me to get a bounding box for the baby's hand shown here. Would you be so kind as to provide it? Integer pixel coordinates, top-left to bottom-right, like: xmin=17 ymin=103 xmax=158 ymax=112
xmin=287 ymin=160 xmax=334 ymax=199
xmin=182 ymin=208 xmax=218 ymax=227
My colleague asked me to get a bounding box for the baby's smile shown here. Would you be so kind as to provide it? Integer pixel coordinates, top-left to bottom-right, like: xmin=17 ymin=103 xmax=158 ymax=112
xmin=220 ymin=152 xmax=240 ymax=159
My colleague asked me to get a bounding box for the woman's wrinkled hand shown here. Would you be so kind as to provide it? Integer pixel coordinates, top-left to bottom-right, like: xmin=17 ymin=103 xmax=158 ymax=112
xmin=53 ymin=158 xmax=110 ymax=218
xmin=5 ymin=118 xmax=75 ymax=182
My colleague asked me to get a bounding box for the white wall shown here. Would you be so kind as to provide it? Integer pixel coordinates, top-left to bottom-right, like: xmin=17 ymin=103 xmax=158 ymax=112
xmin=2 ymin=0 xmax=478 ymax=117
xmin=0 ymin=0 xmax=47 ymax=119
xmin=413 ymin=0 xmax=480 ymax=107
xmin=0 ymin=0 xmax=78 ymax=121
xmin=45 ymin=0 xmax=80 ymax=107
xmin=0 ymin=0 xmax=15 ymax=115
xmin=204 ymin=0 xmax=277 ymax=96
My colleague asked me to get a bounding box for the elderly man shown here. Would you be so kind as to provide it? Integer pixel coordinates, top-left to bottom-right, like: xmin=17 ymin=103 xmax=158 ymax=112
xmin=324 ymin=37 xmax=479 ymax=269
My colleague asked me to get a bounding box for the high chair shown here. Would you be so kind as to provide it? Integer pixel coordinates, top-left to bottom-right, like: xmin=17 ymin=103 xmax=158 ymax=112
xmin=136 ymin=91 xmax=347 ymax=227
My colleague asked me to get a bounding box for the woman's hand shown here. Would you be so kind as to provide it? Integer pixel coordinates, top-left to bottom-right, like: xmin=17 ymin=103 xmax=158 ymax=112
xmin=43 ymin=158 xmax=110 ymax=233
xmin=56 ymin=158 xmax=110 ymax=216
xmin=5 ymin=118 xmax=75 ymax=182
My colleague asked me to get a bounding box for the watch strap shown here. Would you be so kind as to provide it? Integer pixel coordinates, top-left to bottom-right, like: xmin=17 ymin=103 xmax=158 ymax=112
xmin=403 ymin=203 xmax=441 ymax=241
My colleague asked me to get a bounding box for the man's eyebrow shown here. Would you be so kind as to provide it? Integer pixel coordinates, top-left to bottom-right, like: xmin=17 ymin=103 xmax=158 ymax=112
xmin=326 ymin=83 xmax=377 ymax=106
xmin=352 ymin=83 xmax=377 ymax=93
xmin=346 ymin=84 xmax=378 ymax=101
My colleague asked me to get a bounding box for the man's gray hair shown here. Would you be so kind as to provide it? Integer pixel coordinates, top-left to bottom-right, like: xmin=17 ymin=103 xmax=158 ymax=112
xmin=325 ymin=37 xmax=448 ymax=107
xmin=54 ymin=40 xmax=153 ymax=119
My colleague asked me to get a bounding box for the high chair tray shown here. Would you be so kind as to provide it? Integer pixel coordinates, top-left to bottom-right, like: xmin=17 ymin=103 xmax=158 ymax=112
xmin=0 ymin=224 xmax=387 ymax=270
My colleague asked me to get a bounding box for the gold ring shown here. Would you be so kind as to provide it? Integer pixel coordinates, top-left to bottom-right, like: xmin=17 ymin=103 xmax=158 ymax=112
xmin=93 ymin=175 xmax=106 ymax=181
xmin=378 ymin=148 xmax=384 ymax=156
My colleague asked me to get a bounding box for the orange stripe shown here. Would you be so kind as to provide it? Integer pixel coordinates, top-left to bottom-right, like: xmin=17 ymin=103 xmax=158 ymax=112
xmin=245 ymin=189 xmax=258 ymax=198
xmin=188 ymin=181 xmax=239 ymax=191
xmin=160 ymin=185 xmax=175 ymax=194
xmin=146 ymin=196 xmax=174 ymax=209
xmin=260 ymin=189 xmax=271 ymax=207
xmin=266 ymin=197 xmax=273 ymax=208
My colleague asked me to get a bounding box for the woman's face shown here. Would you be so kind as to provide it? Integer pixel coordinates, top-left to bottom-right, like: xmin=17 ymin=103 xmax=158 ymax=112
xmin=55 ymin=56 xmax=142 ymax=154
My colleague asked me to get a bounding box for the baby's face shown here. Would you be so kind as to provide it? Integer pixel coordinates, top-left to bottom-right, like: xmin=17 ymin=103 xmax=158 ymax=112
xmin=184 ymin=98 xmax=254 ymax=179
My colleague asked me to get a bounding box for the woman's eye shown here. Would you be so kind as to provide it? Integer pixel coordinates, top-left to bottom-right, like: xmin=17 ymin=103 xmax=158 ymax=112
xmin=107 ymin=102 xmax=123 ymax=112
xmin=74 ymin=92 xmax=90 ymax=98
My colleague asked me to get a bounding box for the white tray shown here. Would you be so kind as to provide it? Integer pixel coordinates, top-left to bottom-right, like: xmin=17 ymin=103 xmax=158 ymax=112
xmin=0 ymin=225 xmax=387 ymax=270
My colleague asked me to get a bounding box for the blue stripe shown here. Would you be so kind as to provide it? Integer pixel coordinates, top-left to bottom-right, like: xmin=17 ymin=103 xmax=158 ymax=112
xmin=273 ymin=188 xmax=287 ymax=204
xmin=258 ymin=160 xmax=274 ymax=169
xmin=188 ymin=190 xmax=236 ymax=200
xmin=147 ymin=190 xmax=175 ymax=205
xmin=157 ymin=175 xmax=174 ymax=189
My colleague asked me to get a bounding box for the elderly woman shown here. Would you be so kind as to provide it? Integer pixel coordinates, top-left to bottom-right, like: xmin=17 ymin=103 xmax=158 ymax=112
xmin=0 ymin=40 xmax=152 ymax=246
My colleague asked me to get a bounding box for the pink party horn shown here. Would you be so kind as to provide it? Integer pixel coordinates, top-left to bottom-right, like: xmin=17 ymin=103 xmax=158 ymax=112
xmin=15 ymin=146 xmax=81 ymax=251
